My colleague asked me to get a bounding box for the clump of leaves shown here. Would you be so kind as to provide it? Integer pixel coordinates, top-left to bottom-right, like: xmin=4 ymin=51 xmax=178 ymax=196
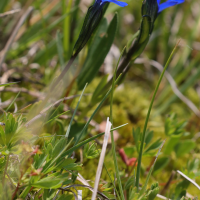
xmin=84 ymin=142 xmax=101 ymax=159
xmin=0 ymin=113 xmax=83 ymax=199
xmin=125 ymin=176 xmax=159 ymax=200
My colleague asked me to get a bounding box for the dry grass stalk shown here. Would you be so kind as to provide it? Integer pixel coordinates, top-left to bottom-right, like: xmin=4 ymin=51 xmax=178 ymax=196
xmin=25 ymin=94 xmax=89 ymax=127
xmin=91 ymin=118 xmax=112 ymax=200
xmin=0 ymin=7 xmax=34 ymax=70
xmin=177 ymin=170 xmax=200 ymax=190
xmin=160 ymin=171 xmax=176 ymax=195
xmin=0 ymin=9 xmax=21 ymax=18
xmin=135 ymin=58 xmax=200 ymax=118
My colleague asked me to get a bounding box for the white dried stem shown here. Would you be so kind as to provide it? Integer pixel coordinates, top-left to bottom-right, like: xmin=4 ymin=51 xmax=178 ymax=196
xmin=0 ymin=7 xmax=34 ymax=70
xmin=91 ymin=118 xmax=112 ymax=200
xmin=0 ymin=9 xmax=21 ymax=18
xmin=135 ymin=58 xmax=200 ymax=118
xmin=177 ymin=170 xmax=200 ymax=190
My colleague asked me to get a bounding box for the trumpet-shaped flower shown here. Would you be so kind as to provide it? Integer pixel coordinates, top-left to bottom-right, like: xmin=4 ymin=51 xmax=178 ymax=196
xmin=157 ymin=0 xmax=184 ymax=13
xmin=100 ymin=0 xmax=128 ymax=7
xmin=72 ymin=0 xmax=127 ymax=56
xmin=141 ymin=0 xmax=184 ymax=33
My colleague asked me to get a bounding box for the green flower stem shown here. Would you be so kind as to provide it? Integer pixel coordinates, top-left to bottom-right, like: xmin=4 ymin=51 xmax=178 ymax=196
xmin=110 ymin=47 xmax=126 ymax=200
xmin=135 ymin=40 xmax=180 ymax=191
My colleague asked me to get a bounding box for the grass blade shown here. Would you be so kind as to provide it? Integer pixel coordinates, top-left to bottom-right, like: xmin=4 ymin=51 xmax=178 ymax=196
xmin=0 ymin=82 xmax=19 ymax=87
xmin=44 ymin=110 xmax=70 ymax=125
xmin=109 ymin=46 xmax=126 ymax=200
xmin=139 ymin=140 xmax=165 ymax=196
xmin=63 ymin=123 xmax=128 ymax=157
xmin=56 ymin=30 xmax=65 ymax=69
xmin=65 ymin=83 xmax=87 ymax=138
xmin=135 ymin=40 xmax=180 ymax=191
xmin=91 ymin=118 xmax=112 ymax=200
xmin=63 ymin=0 xmax=73 ymax=60
xmin=73 ymin=74 xmax=122 ymax=147
xmin=177 ymin=170 xmax=200 ymax=190
xmin=6 ymin=91 xmax=20 ymax=112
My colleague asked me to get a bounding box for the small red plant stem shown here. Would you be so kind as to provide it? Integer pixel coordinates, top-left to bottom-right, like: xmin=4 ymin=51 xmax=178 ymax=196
xmin=128 ymin=158 xmax=138 ymax=177
xmin=12 ymin=183 xmax=20 ymax=200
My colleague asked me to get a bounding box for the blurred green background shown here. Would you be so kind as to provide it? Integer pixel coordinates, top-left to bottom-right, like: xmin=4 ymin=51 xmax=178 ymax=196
xmin=0 ymin=0 xmax=200 ymax=198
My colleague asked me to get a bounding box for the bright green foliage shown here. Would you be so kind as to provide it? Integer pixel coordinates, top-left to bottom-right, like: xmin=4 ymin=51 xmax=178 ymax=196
xmin=124 ymin=175 xmax=136 ymax=190
xmin=146 ymin=182 xmax=159 ymax=200
xmin=164 ymin=113 xmax=195 ymax=156
xmin=165 ymin=113 xmax=187 ymax=137
xmin=91 ymin=74 xmax=109 ymax=105
xmin=132 ymin=128 xmax=162 ymax=156
xmin=84 ymin=142 xmax=100 ymax=159
xmin=153 ymin=156 xmax=170 ymax=174
xmin=0 ymin=0 xmax=199 ymax=199
xmin=0 ymin=113 xmax=26 ymax=153
xmin=127 ymin=182 xmax=159 ymax=200
xmin=77 ymin=13 xmax=118 ymax=90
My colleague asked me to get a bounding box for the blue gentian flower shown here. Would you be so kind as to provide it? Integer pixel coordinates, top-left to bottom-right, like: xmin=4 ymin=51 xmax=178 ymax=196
xmin=100 ymin=0 xmax=128 ymax=7
xmin=72 ymin=0 xmax=127 ymax=56
xmin=141 ymin=0 xmax=184 ymax=33
xmin=157 ymin=0 xmax=184 ymax=13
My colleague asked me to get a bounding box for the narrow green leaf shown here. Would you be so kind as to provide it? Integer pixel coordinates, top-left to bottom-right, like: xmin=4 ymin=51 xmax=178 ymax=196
xmin=136 ymin=41 xmax=180 ymax=191
xmin=62 ymin=123 xmax=128 ymax=157
xmin=139 ymin=141 xmax=165 ymax=196
xmin=0 ymin=0 xmax=9 ymax=13
xmin=6 ymin=91 xmax=20 ymax=112
xmin=110 ymin=44 xmax=126 ymax=200
xmin=0 ymin=82 xmax=18 ymax=87
xmin=65 ymin=83 xmax=87 ymax=138
xmin=45 ymin=110 xmax=70 ymax=125
xmin=91 ymin=75 xmax=108 ymax=104
xmin=56 ymin=30 xmax=65 ymax=69
xmin=144 ymin=138 xmax=162 ymax=154
xmin=77 ymin=13 xmax=118 ymax=90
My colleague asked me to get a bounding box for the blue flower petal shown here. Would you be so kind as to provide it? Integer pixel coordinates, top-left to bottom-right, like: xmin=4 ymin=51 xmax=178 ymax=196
xmin=157 ymin=0 xmax=161 ymax=5
xmin=158 ymin=0 xmax=184 ymax=13
xmin=102 ymin=0 xmax=128 ymax=7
